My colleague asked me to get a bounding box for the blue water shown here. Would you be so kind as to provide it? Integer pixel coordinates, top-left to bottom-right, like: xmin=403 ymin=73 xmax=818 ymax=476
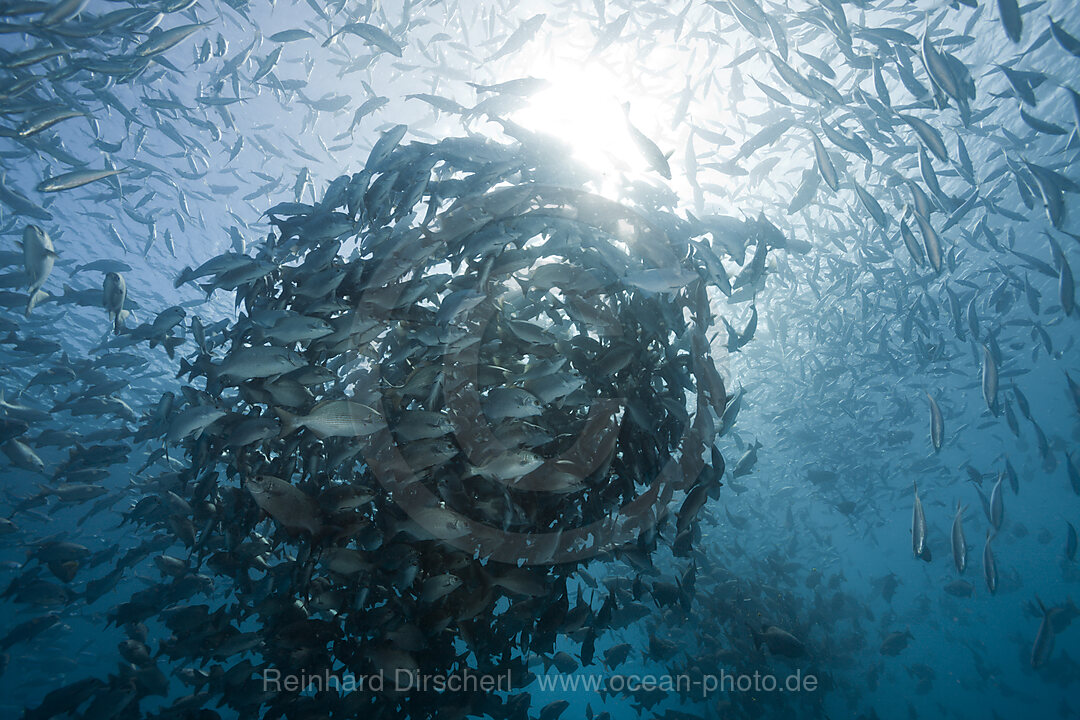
xmin=2 ymin=0 xmax=1080 ymax=718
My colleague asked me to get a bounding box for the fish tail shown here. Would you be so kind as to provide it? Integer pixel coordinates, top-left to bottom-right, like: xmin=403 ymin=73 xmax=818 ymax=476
xmin=174 ymin=267 xmax=196 ymax=288
xmin=275 ymin=407 xmax=299 ymax=436
xmin=163 ymin=336 xmax=184 ymax=359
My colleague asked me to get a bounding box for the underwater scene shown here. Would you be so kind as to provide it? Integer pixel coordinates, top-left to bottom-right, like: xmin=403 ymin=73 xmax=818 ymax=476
xmin=1 ymin=0 xmax=1079 ymax=718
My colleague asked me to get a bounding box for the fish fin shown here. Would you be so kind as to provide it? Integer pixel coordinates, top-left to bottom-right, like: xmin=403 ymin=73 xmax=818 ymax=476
xmin=163 ymin=335 xmax=184 ymax=359
xmin=174 ymin=267 xmax=194 ymax=288
xmin=275 ymin=407 xmax=299 ymax=436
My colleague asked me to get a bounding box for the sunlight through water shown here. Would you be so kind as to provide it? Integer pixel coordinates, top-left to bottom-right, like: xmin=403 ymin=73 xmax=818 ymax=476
xmin=510 ymin=56 xmax=672 ymax=192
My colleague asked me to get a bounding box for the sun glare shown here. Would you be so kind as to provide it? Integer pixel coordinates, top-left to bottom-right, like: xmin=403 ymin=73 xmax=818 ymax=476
xmin=511 ymin=59 xmax=658 ymax=182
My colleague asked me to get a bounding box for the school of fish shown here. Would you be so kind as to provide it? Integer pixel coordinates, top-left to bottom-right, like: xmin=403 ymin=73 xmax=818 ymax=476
xmin=1 ymin=0 xmax=1080 ymax=718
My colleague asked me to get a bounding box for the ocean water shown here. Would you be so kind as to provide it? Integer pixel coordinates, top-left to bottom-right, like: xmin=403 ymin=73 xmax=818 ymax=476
xmin=1 ymin=0 xmax=1079 ymax=719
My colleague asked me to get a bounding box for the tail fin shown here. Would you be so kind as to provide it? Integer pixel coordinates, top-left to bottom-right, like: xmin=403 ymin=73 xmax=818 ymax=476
xmin=162 ymin=335 xmax=184 ymax=359
xmin=174 ymin=267 xmax=194 ymax=289
xmin=176 ymin=352 xmax=215 ymax=382
xmin=276 ymin=407 xmax=299 ymax=436
xmin=25 ymin=289 xmax=48 ymax=317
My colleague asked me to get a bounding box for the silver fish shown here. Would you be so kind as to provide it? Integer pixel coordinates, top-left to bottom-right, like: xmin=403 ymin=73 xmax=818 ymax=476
xmin=951 ymin=501 xmax=966 ymax=574
xmin=912 ymin=482 xmax=929 ymax=562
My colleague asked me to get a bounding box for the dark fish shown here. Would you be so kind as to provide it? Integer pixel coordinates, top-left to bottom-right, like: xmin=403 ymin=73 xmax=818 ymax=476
xmin=944 ymin=580 xmax=975 ymax=598
xmin=983 ymin=531 xmax=998 ymax=595
xmin=997 ymin=0 xmax=1022 ymax=43
xmin=880 ymin=629 xmax=914 ymax=656
xmin=1032 ymin=597 xmax=1055 ymax=668
xmin=751 ymin=625 xmax=806 ymax=658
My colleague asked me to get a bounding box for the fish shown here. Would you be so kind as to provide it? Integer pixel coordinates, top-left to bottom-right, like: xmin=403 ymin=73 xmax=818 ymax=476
xmin=1031 ymin=598 xmax=1055 ymax=668
xmin=37 ymin=168 xmax=125 ymax=193
xmin=623 ymin=104 xmax=672 ymax=179
xmin=16 ymin=108 xmax=85 ymax=139
xmin=981 ymin=345 xmax=998 ymax=415
xmin=926 ymin=393 xmax=944 ymax=452
xmin=899 ymin=114 xmax=949 ymax=162
xmin=276 ymin=399 xmax=381 ymax=439
xmin=899 ymin=219 xmax=925 ymax=266
xmin=912 ymin=208 xmax=943 ymax=273
xmin=944 ymin=580 xmax=975 ymax=598
xmin=1066 ymin=453 xmax=1080 ymax=496
xmin=4 ymin=0 xmax=1080 ymax=715
xmin=853 ymin=181 xmax=889 ymax=230
xmin=997 ymin=0 xmax=1022 ymax=43
xmin=0 ymin=176 xmax=52 ymax=220
xmin=214 ymin=346 xmax=306 ymax=381
xmin=1061 ymin=254 xmax=1076 ymax=316
xmin=989 ymin=473 xmax=1004 ymax=530
xmin=623 ymin=267 xmax=698 ymax=294
xmin=983 ymin=531 xmax=998 ymax=595
xmin=165 ymin=405 xmax=225 ymax=443
xmin=270 ymin=29 xmax=315 ymax=43
xmin=912 ymin=482 xmax=930 ymax=562
xmin=486 ymin=13 xmax=546 ymax=63
xmin=135 ymin=21 xmax=212 ymax=57
xmin=0 ymin=613 xmax=60 ymax=651
xmin=102 ymin=272 xmax=126 ymax=335
xmin=951 ymin=501 xmax=967 ymax=574
xmin=1050 ymin=17 xmax=1080 ymax=59
xmin=751 ymin=625 xmax=806 ymax=658
xmin=731 ymin=440 xmax=763 ymax=478
xmin=325 ymin=22 xmax=403 ymax=56
xmin=1066 ymin=371 xmax=1080 ymax=415
xmin=809 ymin=131 xmax=840 ymax=192
xmin=880 ymin=629 xmax=914 ymax=656
xmin=244 ymin=475 xmax=321 ymax=535
xmin=3 ymin=438 xmax=46 ymax=473
xmin=20 ymin=225 xmax=56 ymax=306
xmin=466 ymin=450 xmax=544 ymax=483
